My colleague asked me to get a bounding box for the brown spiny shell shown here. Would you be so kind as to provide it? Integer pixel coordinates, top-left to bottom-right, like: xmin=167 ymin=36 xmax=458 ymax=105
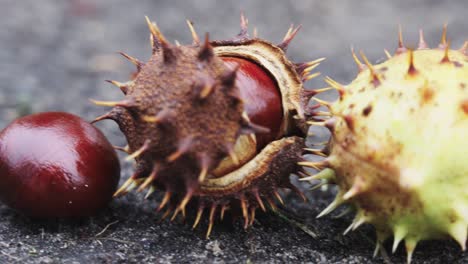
xmin=92 ymin=14 xmax=324 ymax=237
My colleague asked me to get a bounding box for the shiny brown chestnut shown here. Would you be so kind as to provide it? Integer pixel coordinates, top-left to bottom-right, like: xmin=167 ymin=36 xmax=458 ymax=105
xmin=0 ymin=112 xmax=120 ymax=218
xmin=221 ymin=57 xmax=283 ymax=149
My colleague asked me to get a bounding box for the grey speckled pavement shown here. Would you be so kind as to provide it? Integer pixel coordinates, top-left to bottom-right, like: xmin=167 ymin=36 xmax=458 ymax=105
xmin=0 ymin=0 xmax=467 ymax=263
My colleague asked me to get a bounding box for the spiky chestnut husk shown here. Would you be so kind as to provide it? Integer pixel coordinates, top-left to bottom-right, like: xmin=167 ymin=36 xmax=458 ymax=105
xmin=303 ymin=27 xmax=468 ymax=263
xmin=93 ymin=14 xmax=324 ymax=237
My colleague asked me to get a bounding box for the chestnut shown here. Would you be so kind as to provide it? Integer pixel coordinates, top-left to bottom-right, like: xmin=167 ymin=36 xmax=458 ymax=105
xmin=221 ymin=57 xmax=283 ymax=149
xmin=0 ymin=112 xmax=120 ymax=218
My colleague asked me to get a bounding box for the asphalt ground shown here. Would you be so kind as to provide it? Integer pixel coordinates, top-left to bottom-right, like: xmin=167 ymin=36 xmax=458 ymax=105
xmin=0 ymin=0 xmax=467 ymax=263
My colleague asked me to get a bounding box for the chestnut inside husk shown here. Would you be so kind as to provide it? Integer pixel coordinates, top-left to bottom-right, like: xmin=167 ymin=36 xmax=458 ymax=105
xmin=93 ymin=14 xmax=325 ymax=237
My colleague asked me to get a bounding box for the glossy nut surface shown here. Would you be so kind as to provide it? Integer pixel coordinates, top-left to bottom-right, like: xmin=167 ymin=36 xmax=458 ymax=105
xmin=0 ymin=112 xmax=120 ymax=218
xmin=222 ymin=57 xmax=283 ymax=149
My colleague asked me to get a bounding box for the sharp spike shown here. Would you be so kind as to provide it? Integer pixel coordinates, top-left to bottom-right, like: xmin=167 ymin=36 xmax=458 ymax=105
xmin=172 ymin=190 xmax=194 ymax=220
xmin=200 ymin=83 xmax=215 ymax=99
xmin=384 ymin=49 xmax=392 ymax=59
xmin=324 ymin=77 xmax=346 ymax=99
xmin=343 ymin=178 xmax=364 ymax=200
xmin=317 ymin=193 xmax=344 ymax=218
xmin=118 ymin=52 xmax=144 ymax=71
xmin=405 ymin=239 xmax=418 ymax=264
xmin=249 ymin=207 xmax=256 ymax=227
xmin=253 ymin=189 xmax=266 ymax=212
xmin=343 ymin=212 xmax=366 ymax=235
xmin=240 ymin=113 xmax=270 ymax=134
xmin=167 ymin=135 xmax=195 ymax=162
xmin=145 ymin=17 xmax=160 ymax=53
xmin=206 ymin=204 xmax=217 ymax=239
xmin=240 ymin=196 xmax=249 ymax=229
xmin=284 ymin=24 xmax=294 ymax=41
xmin=198 ymin=33 xmax=214 ymax=61
xmin=266 ymin=198 xmax=277 ymax=212
xmin=297 ymin=160 xmax=329 ymax=171
xmin=91 ymin=112 xmax=114 ymax=124
xmin=142 ymin=108 xmax=172 ymax=124
xmin=157 ymin=191 xmax=171 ymax=212
xmin=181 ymin=207 xmax=187 ymax=219
xmin=459 ymin=41 xmax=468 ymax=55
xmin=192 ymin=206 xmax=204 ymax=229
xmin=137 ymin=164 xmax=158 ymax=192
xmin=396 ymin=24 xmax=407 ymax=54
xmin=299 ymin=168 xmax=335 ymax=182
xmin=160 ymin=207 xmax=172 ymax=221
xmin=360 ymin=51 xmax=381 ymax=86
xmin=418 ymin=29 xmax=428 ymax=49
xmin=296 ymin=58 xmax=326 ymax=73
xmin=302 ymin=72 xmax=321 ymax=82
xmin=309 ymin=181 xmax=328 ymax=191
xmin=286 ymin=182 xmax=307 ymax=202
xmin=352 ymin=215 xmax=367 ymax=231
xmin=307 ymin=120 xmax=326 ymax=126
xmin=145 ymin=16 xmax=167 ymax=45
xmin=174 ymin=40 xmax=181 ymax=46
xmin=186 ymin=20 xmax=200 ymax=45
xmin=196 ymin=78 xmax=216 ymax=99
xmin=144 ymin=185 xmax=156 ymax=199
xmin=312 ymin=97 xmax=331 ymax=108
xmin=105 ymin=79 xmax=132 ymax=94
xmin=324 ymin=76 xmax=343 ymax=90
xmin=343 ymin=218 xmax=357 ymax=235
xmin=253 ymin=27 xmax=258 ymax=38
xmin=113 ymin=177 xmax=135 ymax=198
xmin=448 ymin=221 xmax=467 ymax=250
xmin=125 ymin=139 xmax=151 ymax=162
xmin=90 ymin=99 xmax=133 ymax=108
xmin=225 ymin=143 xmax=240 ymax=166
xmin=239 ymin=11 xmax=249 ymax=37
xmin=113 ymin=145 xmax=130 ymax=153
xmin=301 ymin=63 xmax=321 ymax=77
xmin=351 ymin=47 xmax=366 ymax=72
xmin=197 ymin=152 xmax=210 ymax=183
xmin=439 ymin=23 xmax=448 ymax=48
xmin=303 ymin=87 xmax=334 ymax=98
xmin=279 ymin=24 xmax=302 ymax=51
xmin=310 ymin=140 xmax=329 ymax=146
xmin=373 ymin=241 xmax=382 ymax=258
xmin=273 ymin=191 xmax=284 ymax=205
xmin=304 ymin=148 xmax=327 ymax=157
xmin=407 ymin=49 xmax=418 ymax=76
xmin=220 ymin=204 xmax=228 ymax=221
xmin=392 ymin=226 xmax=407 ymax=253
xmin=441 ymin=40 xmax=451 ymax=64
xmin=124 ymin=179 xmax=141 ymax=194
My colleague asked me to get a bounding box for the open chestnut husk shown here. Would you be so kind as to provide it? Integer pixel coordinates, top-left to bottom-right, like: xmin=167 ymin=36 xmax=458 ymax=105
xmin=92 ymin=14 xmax=325 ymax=237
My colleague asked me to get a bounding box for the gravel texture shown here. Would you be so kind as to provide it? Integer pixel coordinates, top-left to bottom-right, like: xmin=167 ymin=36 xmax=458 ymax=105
xmin=0 ymin=0 xmax=467 ymax=263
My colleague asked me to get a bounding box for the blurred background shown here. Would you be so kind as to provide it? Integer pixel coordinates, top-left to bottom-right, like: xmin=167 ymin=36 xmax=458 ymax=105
xmin=0 ymin=0 xmax=467 ymax=263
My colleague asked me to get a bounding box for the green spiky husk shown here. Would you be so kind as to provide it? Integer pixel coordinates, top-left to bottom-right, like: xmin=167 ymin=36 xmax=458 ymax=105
xmin=308 ymin=32 xmax=468 ymax=262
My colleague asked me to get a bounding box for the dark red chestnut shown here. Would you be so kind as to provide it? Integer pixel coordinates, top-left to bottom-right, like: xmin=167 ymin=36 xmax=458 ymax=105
xmin=221 ymin=57 xmax=283 ymax=149
xmin=0 ymin=112 xmax=120 ymax=218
